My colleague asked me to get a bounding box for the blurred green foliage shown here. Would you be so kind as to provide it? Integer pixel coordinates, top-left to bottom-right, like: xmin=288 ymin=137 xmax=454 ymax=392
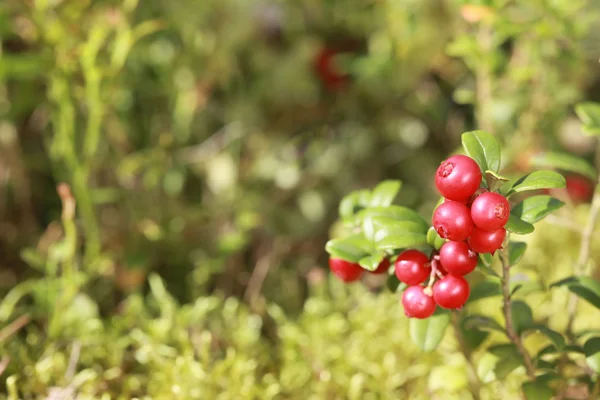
xmin=1 ymin=0 xmax=600 ymax=397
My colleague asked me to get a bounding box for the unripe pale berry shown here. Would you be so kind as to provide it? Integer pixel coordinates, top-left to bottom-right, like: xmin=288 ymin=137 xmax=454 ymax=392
xmin=372 ymin=258 xmax=391 ymax=274
xmin=471 ymin=192 xmax=510 ymax=231
xmin=435 ymin=155 xmax=482 ymax=202
xmin=433 ymin=275 xmax=470 ymax=309
xmin=439 ymin=241 xmax=478 ymax=276
xmin=468 ymin=227 xmax=506 ymax=254
xmin=402 ymin=285 xmax=436 ymax=319
xmin=329 ymin=258 xmax=363 ymax=282
xmin=394 ymin=250 xmax=431 ymax=285
xmin=432 ymin=200 xmax=474 ymax=241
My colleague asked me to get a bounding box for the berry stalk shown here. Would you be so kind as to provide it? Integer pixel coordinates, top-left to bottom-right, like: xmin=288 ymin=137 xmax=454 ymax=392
xmin=499 ymin=234 xmax=536 ymax=379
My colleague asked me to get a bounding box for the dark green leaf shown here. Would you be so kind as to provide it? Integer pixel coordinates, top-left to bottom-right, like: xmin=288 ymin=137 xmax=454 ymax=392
xmin=386 ymin=274 xmax=406 ymax=293
xmin=507 ymin=171 xmax=566 ymax=196
xmin=460 ymin=314 xmax=488 ymax=351
xmin=495 ymin=357 xmax=522 ymax=379
xmin=477 ymin=257 xmax=500 ymax=278
xmin=511 ymin=300 xmax=533 ymax=334
xmin=325 ymin=234 xmax=372 ymax=263
xmin=485 ymin=170 xmax=510 ymax=191
xmin=510 ymin=281 xmax=543 ymax=297
xmin=462 ymin=315 xmax=505 ymax=333
xmin=369 ymin=180 xmax=402 ymax=207
xmin=469 ymin=280 xmax=501 ymax=302
xmin=488 ymin=343 xmax=519 ymax=358
xmin=409 ymin=312 xmax=450 ymax=352
xmin=508 ymin=242 xmax=527 ymax=266
xmin=522 ymin=380 xmax=553 ymax=400
xmin=511 ymin=196 xmax=565 ymax=224
xmin=505 ymin=214 xmax=535 ymax=235
xmin=358 ymin=254 xmax=385 ymax=272
xmin=531 ymin=152 xmax=597 ymax=181
xmin=584 ymin=337 xmax=600 ymax=373
xmin=461 ymin=130 xmax=501 ymax=173
xmin=576 ymin=102 xmax=600 ymax=134
xmin=526 ymin=324 xmax=565 ymax=350
xmin=427 ymin=227 xmax=445 ymax=250
xmin=551 ymin=276 xmax=600 ymax=310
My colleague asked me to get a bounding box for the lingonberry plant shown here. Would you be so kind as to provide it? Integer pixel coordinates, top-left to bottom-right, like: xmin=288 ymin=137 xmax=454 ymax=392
xmin=325 ymin=128 xmax=600 ymax=399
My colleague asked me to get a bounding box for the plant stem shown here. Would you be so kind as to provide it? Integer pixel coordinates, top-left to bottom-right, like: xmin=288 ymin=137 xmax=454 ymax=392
xmin=566 ymin=172 xmax=600 ymax=340
xmin=499 ymin=238 xmax=536 ymax=380
xmin=451 ymin=312 xmax=483 ymax=400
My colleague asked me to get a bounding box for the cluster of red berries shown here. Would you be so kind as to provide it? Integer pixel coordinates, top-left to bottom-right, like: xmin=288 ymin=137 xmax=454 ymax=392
xmin=401 ymin=155 xmax=510 ymax=319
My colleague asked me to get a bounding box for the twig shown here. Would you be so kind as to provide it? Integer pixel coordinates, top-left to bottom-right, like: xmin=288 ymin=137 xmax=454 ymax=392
xmin=0 ymin=356 xmax=9 ymax=376
xmin=0 ymin=313 xmax=31 ymax=343
xmin=566 ymin=168 xmax=600 ymax=341
xmin=499 ymin=239 xmax=536 ymax=379
xmin=451 ymin=312 xmax=483 ymax=400
xmin=65 ymin=341 xmax=81 ymax=381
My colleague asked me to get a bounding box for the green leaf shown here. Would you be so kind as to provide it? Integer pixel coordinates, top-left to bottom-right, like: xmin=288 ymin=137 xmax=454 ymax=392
xmin=511 ymin=196 xmax=565 ymax=224
xmin=374 ymin=224 xmax=428 ymax=251
xmin=495 ymin=357 xmax=522 ymax=379
xmin=526 ymin=324 xmax=565 ymax=350
xmin=531 ymin=152 xmax=597 ymax=181
xmin=522 ymin=380 xmax=553 ymax=400
xmin=325 ymin=234 xmax=372 ymax=263
xmin=469 ymin=280 xmax=502 ymax=302
xmin=507 ymin=171 xmax=566 ymax=197
xmin=505 ymin=214 xmax=535 ymax=235
xmin=461 ymin=315 xmax=489 ymax=351
xmin=512 ymin=301 xmax=534 ymax=334
xmin=409 ymin=312 xmax=450 ymax=352
xmin=509 ymin=242 xmax=527 ymax=266
xmin=358 ymin=254 xmax=385 ymax=272
xmin=427 ymin=227 xmax=445 ymax=250
xmin=488 ymin=343 xmax=520 ymax=358
xmin=576 ymin=102 xmax=600 ymax=134
xmin=461 ymin=130 xmax=501 ymax=173
xmin=585 ymin=338 xmax=600 ymax=373
xmin=369 ymin=180 xmax=402 ymax=207
xmin=339 ymin=189 xmax=371 ymax=220
xmin=477 ymin=258 xmax=500 ymax=278
xmin=386 ymin=274 xmax=406 ymax=293
xmin=360 ymin=206 xmax=429 ymax=228
xmin=485 ymin=170 xmax=510 ymax=191
xmin=551 ymin=276 xmax=600 ymax=310
xmin=462 ymin=315 xmax=505 ymax=333
xmin=584 ymin=337 xmax=600 ymax=373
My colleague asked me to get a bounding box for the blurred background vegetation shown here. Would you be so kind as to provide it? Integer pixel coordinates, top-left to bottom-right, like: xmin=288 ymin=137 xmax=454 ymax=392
xmin=1 ymin=0 xmax=600 ymax=398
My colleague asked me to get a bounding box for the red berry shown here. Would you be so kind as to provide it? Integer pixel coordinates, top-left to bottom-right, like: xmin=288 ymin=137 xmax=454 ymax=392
xmin=566 ymin=175 xmax=594 ymax=203
xmin=467 ymin=188 xmax=489 ymax=208
xmin=314 ymin=48 xmax=348 ymax=91
xmin=372 ymin=258 xmax=391 ymax=274
xmin=435 ymin=155 xmax=482 ymax=202
xmin=433 ymin=275 xmax=470 ymax=309
xmin=328 ymin=258 xmax=363 ymax=282
xmin=402 ymin=285 xmax=436 ymax=318
xmin=394 ymin=250 xmax=431 ymax=285
xmin=468 ymin=227 xmax=506 ymax=254
xmin=432 ymin=201 xmax=474 ymax=241
xmin=439 ymin=241 xmax=478 ymax=276
xmin=470 ymin=192 xmax=510 ymax=231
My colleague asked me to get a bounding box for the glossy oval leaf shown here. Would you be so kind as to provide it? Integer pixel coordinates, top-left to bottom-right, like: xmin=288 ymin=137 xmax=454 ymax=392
xmin=509 ymin=242 xmax=527 ymax=266
xmin=369 ymin=180 xmax=402 ymax=207
xmin=461 ymin=130 xmax=501 ymax=173
xmin=358 ymin=253 xmax=385 ymax=272
xmin=427 ymin=227 xmax=445 ymax=250
xmin=485 ymin=170 xmax=510 ymax=191
xmin=359 ymin=206 xmax=429 ymax=228
xmin=576 ymin=102 xmax=600 ymax=134
xmin=462 ymin=315 xmax=504 ymax=333
xmin=531 ymin=152 xmax=597 ymax=181
xmin=551 ymin=276 xmax=600 ymax=309
xmin=374 ymin=222 xmax=428 ymax=251
xmin=511 ymin=196 xmax=565 ymax=224
xmin=584 ymin=337 xmax=600 ymax=373
xmin=507 ymin=171 xmax=566 ymax=197
xmin=469 ymin=280 xmax=502 ymax=302
xmin=526 ymin=324 xmax=565 ymax=350
xmin=325 ymin=234 xmax=372 ymax=263
xmin=506 ymin=214 xmax=535 ymax=235
xmin=460 ymin=315 xmax=489 ymax=351
xmin=409 ymin=311 xmax=451 ymax=352
xmin=339 ymin=189 xmax=372 ymax=221
xmin=511 ymin=300 xmax=533 ymax=334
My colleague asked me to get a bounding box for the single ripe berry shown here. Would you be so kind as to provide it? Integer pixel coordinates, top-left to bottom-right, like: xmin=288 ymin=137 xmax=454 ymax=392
xmin=433 ymin=275 xmax=470 ymax=310
xmin=435 ymin=155 xmax=482 ymax=202
xmin=471 ymin=192 xmax=510 ymax=231
xmin=467 ymin=188 xmax=489 ymax=208
xmin=328 ymin=258 xmax=363 ymax=282
xmin=394 ymin=250 xmax=431 ymax=285
xmin=468 ymin=227 xmax=506 ymax=254
xmin=432 ymin=201 xmax=474 ymax=241
xmin=439 ymin=241 xmax=478 ymax=276
xmin=372 ymin=258 xmax=391 ymax=274
xmin=402 ymin=285 xmax=436 ymax=319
